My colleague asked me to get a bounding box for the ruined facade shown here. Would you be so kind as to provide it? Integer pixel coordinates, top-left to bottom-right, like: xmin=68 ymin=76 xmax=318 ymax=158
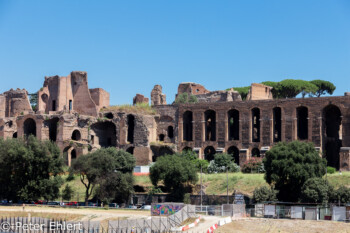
xmin=1 ymin=72 xmax=350 ymax=171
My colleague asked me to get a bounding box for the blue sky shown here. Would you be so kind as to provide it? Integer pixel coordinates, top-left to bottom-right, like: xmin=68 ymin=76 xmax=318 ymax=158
xmin=0 ymin=0 xmax=349 ymax=104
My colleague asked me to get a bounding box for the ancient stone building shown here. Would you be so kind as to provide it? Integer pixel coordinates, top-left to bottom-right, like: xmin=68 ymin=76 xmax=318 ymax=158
xmin=1 ymin=72 xmax=350 ymax=171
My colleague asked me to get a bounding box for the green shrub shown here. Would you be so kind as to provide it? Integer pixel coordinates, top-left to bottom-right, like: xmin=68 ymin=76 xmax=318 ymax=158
xmin=327 ymin=166 xmax=336 ymax=174
xmin=241 ymin=157 xmax=264 ymax=173
xmin=331 ymin=186 xmax=350 ymax=203
xmin=207 ymin=153 xmax=240 ymax=173
xmin=300 ymin=178 xmax=333 ymax=204
xmin=253 ymin=186 xmax=277 ymax=203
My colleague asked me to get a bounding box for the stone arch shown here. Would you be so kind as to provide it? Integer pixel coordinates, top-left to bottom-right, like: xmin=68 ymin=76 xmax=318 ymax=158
xmin=159 ymin=134 xmax=165 ymax=141
xmin=227 ymin=146 xmax=240 ymax=165
xmin=252 ymin=108 xmax=260 ymax=142
xmin=44 ymin=117 xmax=59 ymax=142
xmin=251 ymin=148 xmax=260 ymax=157
xmin=297 ymin=106 xmax=308 ymax=140
xmin=228 ymin=109 xmax=239 ymax=140
xmin=205 ymin=110 xmax=216 ymax=141
xmin=13 ymin=132 xmax=17 ymax=138
xmin=90 ymin=121 xmax=117 ymax=148
xmin=323 ymin=104 xmax=342 ymax=170
xmin=71 ymin=129 xmax=81 ymax=141
xmin=273 ymin=107 xmax=282 ymax=142
xmin=168 ymin=126 xmax=174 ymax=139
xmin=104 ymin=112 xmax=114 ymax=119
xmin=151 ymin=145 xmax=175 ymax=162
xmin=127 ymin=114 xmax=135 ymax=144
xmin=204 ymin=146 xmax=216 ymax=161
xmin=183 ymin=111 xmax=193 ymax=141
xmin=63 ymin=146 xmax=77 ymax=166
xmin=23 ymin=118 xmax=36 ymax=137
xmin=182 ymin=146 xmax=192 ymax=152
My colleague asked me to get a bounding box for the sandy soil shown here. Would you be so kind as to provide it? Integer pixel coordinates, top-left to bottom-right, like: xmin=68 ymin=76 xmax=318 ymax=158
xmin=0 ymin=206 xmax=150 ymax=221
xmin=215 ymin=218 xmax=350 ymax=233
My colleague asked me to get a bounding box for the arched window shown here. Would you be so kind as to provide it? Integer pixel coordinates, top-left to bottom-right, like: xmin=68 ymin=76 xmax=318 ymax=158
xmin=168 ymin=126 xmax=174 ymax=138
xmin=252 ymin=108 xmax=260 ymax=142
xmin=159 ymin=134 xmax=165 ymax=141
xmin=228 ymin=109 xmax=239 ymax=140
xmin=23 ymin=118 xmax=36 ymax=137
xmin=273 ymin=107 xmax=282 ymax=142
xmin=204 ymin=146 xmax=216 ymax=161
xmin=227 ymin=146 xmax=240 ymax=165
xmin=183 ymin=111 xmax=193 ymax=141
xmin=297 ymin=106 xmax=308 ymax=140
xmin=251 ymin=148 xmax=260 ymax=157
xmin=90 ymin=121 xmax=117 ymax=148
xmin=72 ymin=130 xmax=81 ymax=141
xmin=205 ymin=110 xmax=216 ymax=141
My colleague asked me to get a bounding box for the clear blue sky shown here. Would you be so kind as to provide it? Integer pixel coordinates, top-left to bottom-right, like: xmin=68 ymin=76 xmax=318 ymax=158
xmin=0 ymin=0 xmax=349 ymax=105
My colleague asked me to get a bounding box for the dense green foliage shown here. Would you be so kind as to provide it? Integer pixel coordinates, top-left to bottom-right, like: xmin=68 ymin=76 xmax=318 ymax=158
xmin=327 ymin=166 xmax=336 ymax=174
xmin=175 ymin=93 xmax=198 ymax=104
xmin=180 ymin=149 xmax=209 ymax=173
xmin=70 ymin=147 xmax=135 ymax=205
xmin=331 ymin=186 xmax=350 ymax=203
xmin=207 ymin=153 xmax=240 ymax=173
xmin=310 ymin=80 xmax=336 ymax=97
xmin=0 ymin=136 xmax=63 ymax=201
xmin=300 ymin=178 xmax=333 ymax=204
xmin=62 ymin=184 xmax=74 ymax=201
xmin=264 ymin=141 xmax=326 ymax=202
xmin=230 ymin=79 xmax=335 ymax=99
xmin=241 ymin=157 xmax=264 ymax=173
xmin=252 ymin=186 xmax=278 ymax=203
xmin=150 ymin=154 xmax=198 ymax=201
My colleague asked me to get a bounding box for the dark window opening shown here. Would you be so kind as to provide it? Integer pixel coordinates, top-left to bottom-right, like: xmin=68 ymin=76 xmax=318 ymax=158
xmin=323 ymin=105 xmax=342 ymax=170
xmin=297 ymin=106 xmax=308 ymax=140
xmin=13 ymin=132 xmax=17 ymax=138
xmin=251 ymin=148 xmax=260 ymax=157
xmin=105 ymin=112 xmax=114 ymax=119
xmin=183 ymin=111 xmax=193 ymax=141
xmin=228 ymin=109 xmax=239 ymax=140
xmin=204 ymin=146 xmax=216 ymax=161
xmin=91 ymin=121 xmax=117 ymax=148
xmin=252 ymin=108 xmax=260 ymax=142
xmin=273 ymin=107 xmax=282 ymax=142
xmin=159 ymin=134 xmax=165 ymax=141
xmin=127 ymin=115 xmax=135 ymax=144
xmin=69 ymin=100 xmax=72 ymax=110
xmin=91 ymin=135 xmax=94 ymax=144
xmin=227 ymin=146 xmax=240 ymax=165
xmin=182 ymin=147 xmax=192 ymax=152
xmin=168 ymin=126 xmax=174 ymax=138
xmin=52 ymin=100 xmax=56 ymax=111
xmin=45 ymin=117 xmax=59 ymax=142
xmin=23 ymin=118 xmax=36 ymax=137
xmin=205 ymin=110 xmax=216 ymax=141
xmin=126 ymin=147 xmax=134 ymax=155
xmin=71 ymin=130 xmax=81 ymax=141
xmin=71 ymin=149 xmax=77 ymax=160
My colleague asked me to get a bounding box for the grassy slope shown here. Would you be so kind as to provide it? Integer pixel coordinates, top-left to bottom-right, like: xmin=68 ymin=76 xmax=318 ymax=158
xmin=61 ymin=172 xmax=350 ymax=200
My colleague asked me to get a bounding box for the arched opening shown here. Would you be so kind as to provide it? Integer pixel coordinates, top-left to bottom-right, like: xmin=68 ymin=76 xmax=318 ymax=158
xmin=105 ymin=112 xmax=114 ymax=119
xmin=151 ymin=145 xmax=175 ymax=162
xmin=126 ymin=147 xmax=134 ymax=155
xmin=183 ymin=111 xmax=193 ymax=141
xmin=251 ymin=148 xmax=260 ymax=157
xmin=71 ymin=149 xmax=77 ymax=160
xmin=323 ymin=105 xmax=342 ymax=170
xmin=228 ymin=109 xmax=239 ymax=140
xmin=204 ymin=146 xmax=216 ymax=161
xmin=297 ymin=106 xmax=308 ymax=140
xmin=273 ymin=107 xmax=282 ymax=142
xmin=91 ymin=121 xmax=117 ymax=148
xmin=127 ymin=114 xmax=135 ymax=144
xmin=71 ymin=130 xmax=81 ymax=141
xmin=227 ymin=146 xmax=240 ymax=165
xmin=44 ymin=117 xmax=59 ymax=142
xmin=205 ymin=110 xmax=216 ymax=141
xmin=168 ymin=126 xmax=174 ymax=138
xmin=159 ymin=134 xmax=165 ymax=141
xmin=13 ymin=132 xmax=17 ymax=138
xmin=252 ymin=108 xmax=260 ymax=142
xmin=23 ymin=118 xmax=36 ymax=137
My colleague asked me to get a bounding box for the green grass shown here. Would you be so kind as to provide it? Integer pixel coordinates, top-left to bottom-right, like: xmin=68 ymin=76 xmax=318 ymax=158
xmin=326 ymin=171 xmax=350 ymax=188
xmin=101 ymin=103 xmax=156 ymax=115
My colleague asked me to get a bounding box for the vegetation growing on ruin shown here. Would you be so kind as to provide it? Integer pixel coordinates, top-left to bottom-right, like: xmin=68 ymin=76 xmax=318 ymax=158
xmin=228 ymin=79 xmax=336 ymax=99
xmin=101 ymin=103 xmax=156 ymax=115
xmin=174 ymin=93 xmax=198 ymax=104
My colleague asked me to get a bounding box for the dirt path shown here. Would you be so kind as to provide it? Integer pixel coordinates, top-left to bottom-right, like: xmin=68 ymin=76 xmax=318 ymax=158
xmin=0 ymin=206 xmax=150 ymax=221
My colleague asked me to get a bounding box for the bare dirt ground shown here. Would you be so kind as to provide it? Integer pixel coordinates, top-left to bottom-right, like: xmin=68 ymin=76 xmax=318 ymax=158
xmin=0 ymin=206 xmax=150 ymax=221
xmin=215 ymin=218 xmax=350 ymax=233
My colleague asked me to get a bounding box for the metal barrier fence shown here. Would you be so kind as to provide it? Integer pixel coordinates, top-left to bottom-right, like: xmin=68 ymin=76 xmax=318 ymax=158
xmin=195 ymin=204 xmax=246 ymax=217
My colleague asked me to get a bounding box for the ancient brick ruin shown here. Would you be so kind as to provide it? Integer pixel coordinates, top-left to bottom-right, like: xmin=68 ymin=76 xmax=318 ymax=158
xmin=1 ymin=71 xmax=350 ymax=171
